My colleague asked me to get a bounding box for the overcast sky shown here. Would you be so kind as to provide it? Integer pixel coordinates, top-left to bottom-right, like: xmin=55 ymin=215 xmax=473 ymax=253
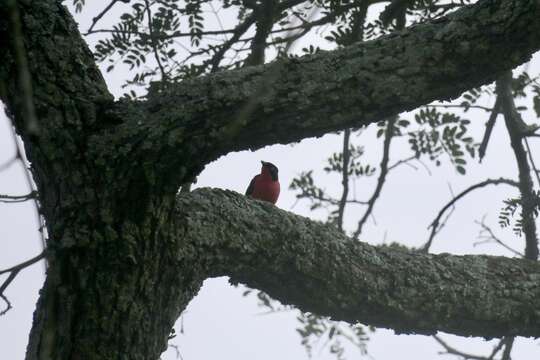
xmin=1 ymin=2 xmax=540 ymax=359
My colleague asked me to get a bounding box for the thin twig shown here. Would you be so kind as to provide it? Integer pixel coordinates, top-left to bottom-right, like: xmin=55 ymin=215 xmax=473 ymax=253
xmin=474 ymin=217 xmax=524 ymax=257
xmin=0 ymin=191 xmax=37 ymax=203
xmin=0 ymin=155 xmax=17 ymax=172
xmin=0 ymin=251 xmax=46 ymax=315
xmin=421 ymin=178 xmax=519 ymax=253
xmin=87 ymin=0 xmax=123 ymax=34
xmin=388 ymin=155 xmax=417 ymax=171
xmin=426 ymin=104 xmax=494 ymax=112
xmin=433 ymin=335 xmax=491 ymax=360
xmin=479 ymin=97 xmax=500 ymax=162
xmin=487 ymin=338 xmax=506 ymax=360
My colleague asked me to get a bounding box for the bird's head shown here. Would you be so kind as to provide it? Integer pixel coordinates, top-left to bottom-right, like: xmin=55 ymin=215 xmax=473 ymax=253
xmin=261 ymin=161 xmax=279 ymax=181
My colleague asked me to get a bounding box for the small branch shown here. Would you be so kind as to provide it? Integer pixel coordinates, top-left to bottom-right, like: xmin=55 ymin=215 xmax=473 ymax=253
xmin=426 ymin=104 xmax=494 ymax=112
xmin=497 ymin=71 xmax=539 ymax=260
xmin=487 ymin=338 xmax=506 ymax=360
xmin=0 ymin=251 xmax=46 ymax=315
xmin=500 ymin=337 xmax=514 ymax=360
xmin=144 ymin=0 xmax=168 ymax=81
xmin=421 ymin=178 xmax=519 ymax=253
xmin=337 ymin=129 xmax=351 ymax=232
xmin=353 ymin=118 xmax=396 ymax=239
xmin=243 ymin=0 xmax=276 ymax=67
xmin=474 ymin=218 xmax=524 ymax=257
xmin=86 ymin=0 xmax=124 ymax=34
xmin=433 ymin=335 xmax=490 ymax=360
xmin=0 ymin=191 xmax=37 ymax=203
xmin=85 ymin=28 xmax=236 ymax=38
xmin=479 ymin=98 xmax=501 ymax=162
xmin=0 ymin=155 xmax=17 ymax=172
xmin=388 ymin=155 xmax=417 ymax=171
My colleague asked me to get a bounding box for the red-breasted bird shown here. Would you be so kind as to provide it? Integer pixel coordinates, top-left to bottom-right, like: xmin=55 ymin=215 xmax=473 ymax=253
xmin=245 ymin=161 xmax=280 ymax=204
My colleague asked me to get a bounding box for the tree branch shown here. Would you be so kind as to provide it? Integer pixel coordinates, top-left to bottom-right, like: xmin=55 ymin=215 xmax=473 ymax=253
xmin=337 ymin=129 xmax=351 ymax=232
xmin=137 ymin=0 xmax=540 ymax=169
xmin=421 ymin=178 xmax=519 ymax=253
xmin=433 ymin=335 xmax=492 ymax=360
xmin=474 ymin=218 xmax=524 ymax=257
xmin=497 ymin=72 xmax=539 ymax=260
xmin=478 ymin=98 xmax=500 ymax=162
xmin=0 ymin=251 xmax=46 ymax=315
xmin=353 ymin=118 xmax=395 ymax=238
xmin=176 ymin=188 xmax=540 ymax=339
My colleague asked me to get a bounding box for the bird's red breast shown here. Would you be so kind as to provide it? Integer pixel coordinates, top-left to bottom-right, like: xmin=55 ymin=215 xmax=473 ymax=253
xmin=245 ymin=161 xmax=280 ymax=204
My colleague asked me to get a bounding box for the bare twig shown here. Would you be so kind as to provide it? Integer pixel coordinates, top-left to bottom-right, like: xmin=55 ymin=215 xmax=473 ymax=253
xmin=474 ymin=217 xmax=524 ymax=257
xmin=434 ymin=335 xmax=491 ymax=360
xmin=87 ymin=0 xmax=125 ymax=34
xmin=421 ymin=178 xmax=519 ymax=253
xmin=0 ymin=191 xmax=37 ymax=203
xmin=0 ymin=155 xmax=17 ymax=172
xmin=479 ymin=98 xmax=500 ymax=162
xmin=353 ymin=118 xmax=396 ymax=239
xmin=0 ymin=251 xmax=46 ymax=315
xmin=501 ymin=337 xmax=514 ymax=360
xmin=426 ymin=104 xmax=494 ymax=112
xmin=434 ymin=335 xmax=509 ymax=360
xmin=388 ymin=155 xmax=417 ymax=171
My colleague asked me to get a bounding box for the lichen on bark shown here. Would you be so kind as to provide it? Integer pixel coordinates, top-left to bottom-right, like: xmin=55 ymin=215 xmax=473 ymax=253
xmin=0 ymin=0 xmax=540 ymax=359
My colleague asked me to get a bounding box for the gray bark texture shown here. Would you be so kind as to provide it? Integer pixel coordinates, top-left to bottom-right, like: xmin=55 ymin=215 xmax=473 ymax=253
xmin=180 ymin=188 xmax=540 ymax=339
xmin=0 ymin=0 xmax=539 ymax=359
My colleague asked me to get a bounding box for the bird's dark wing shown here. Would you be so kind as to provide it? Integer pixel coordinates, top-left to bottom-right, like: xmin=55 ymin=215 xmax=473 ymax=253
xmin=245 ymin=175 xmax=257 ymax=196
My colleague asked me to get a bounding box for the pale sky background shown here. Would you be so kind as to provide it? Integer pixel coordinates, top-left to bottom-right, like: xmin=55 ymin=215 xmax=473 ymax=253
xmin=1 ymin=1 xmax=540 ymax=359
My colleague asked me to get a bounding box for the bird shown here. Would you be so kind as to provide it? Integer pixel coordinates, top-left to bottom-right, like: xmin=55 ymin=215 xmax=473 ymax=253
xmin=245 ymin=161 xmax=280 ymax=204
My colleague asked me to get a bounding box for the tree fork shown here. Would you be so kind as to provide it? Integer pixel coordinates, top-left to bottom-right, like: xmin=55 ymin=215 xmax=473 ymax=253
xmin=1 ymin=0 xmax=540 ymax=359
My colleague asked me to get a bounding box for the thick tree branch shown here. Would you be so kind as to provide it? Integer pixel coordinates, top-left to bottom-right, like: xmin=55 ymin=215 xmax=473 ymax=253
xmin=137 ymin=0 xmax=540 ymax=167
xmin=176 ymin=188 xmax=540 ymax=339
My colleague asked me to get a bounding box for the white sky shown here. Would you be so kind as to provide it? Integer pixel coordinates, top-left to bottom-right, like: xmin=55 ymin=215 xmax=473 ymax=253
xmin=1 ymin=2 xmax=540 ymax=359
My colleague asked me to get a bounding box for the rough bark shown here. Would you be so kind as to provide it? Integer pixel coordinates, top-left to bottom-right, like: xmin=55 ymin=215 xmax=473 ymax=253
xmin=0 ymin=2 xmax=202 ymax=359
xmin=0 ymin=0 xmax=540 ymax=359
xmin=138 ymin=0 xmax=540 ymax=164
xmin=178 ymin=188 xmax=540 ymax=339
